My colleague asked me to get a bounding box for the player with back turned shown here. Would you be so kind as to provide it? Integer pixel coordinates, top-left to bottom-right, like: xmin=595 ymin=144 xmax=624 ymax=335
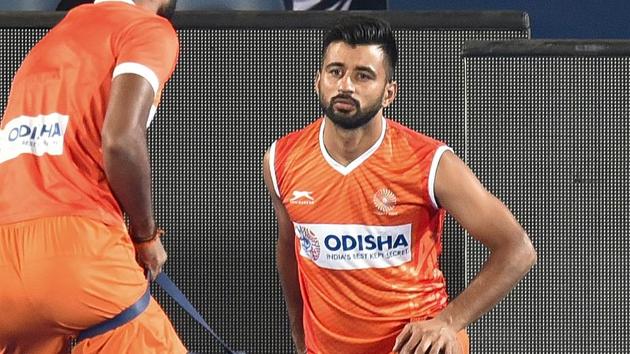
xmin=0 ymin=0 xmax=186 ymax=352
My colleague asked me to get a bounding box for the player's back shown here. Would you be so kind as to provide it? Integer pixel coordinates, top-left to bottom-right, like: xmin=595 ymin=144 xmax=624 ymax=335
xmin=0 ymin=1 xmax=178 ymax=226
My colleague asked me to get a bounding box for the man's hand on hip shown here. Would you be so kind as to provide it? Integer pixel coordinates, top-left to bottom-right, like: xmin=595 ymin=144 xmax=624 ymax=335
xmin=393 ymin=318 xmax=462 ymax=354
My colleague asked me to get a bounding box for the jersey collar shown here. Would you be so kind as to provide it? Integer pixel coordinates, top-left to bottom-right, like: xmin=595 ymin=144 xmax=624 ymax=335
xmin=319 ymin=116 xmax=387 ymax=176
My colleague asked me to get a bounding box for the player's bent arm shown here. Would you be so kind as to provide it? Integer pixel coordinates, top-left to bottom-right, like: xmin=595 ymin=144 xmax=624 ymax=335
xmin=434 ymin=151 xmax=537 ymax=332
xmin=102 ymin=73 xmax=156 ymax=240
xmin=263 ymin=150 xmax=306 ymax=352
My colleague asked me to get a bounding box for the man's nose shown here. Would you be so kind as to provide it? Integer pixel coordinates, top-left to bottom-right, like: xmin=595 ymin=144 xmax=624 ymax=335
xmin=337 ymin=73 xmax=355 ymax=92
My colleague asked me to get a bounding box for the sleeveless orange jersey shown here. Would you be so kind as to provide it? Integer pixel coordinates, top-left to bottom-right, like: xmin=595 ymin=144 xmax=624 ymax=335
xmin=270 ymin=117 xmax=454 ymax=353
xmin=0 ymin=0 xmax=179 ymax=226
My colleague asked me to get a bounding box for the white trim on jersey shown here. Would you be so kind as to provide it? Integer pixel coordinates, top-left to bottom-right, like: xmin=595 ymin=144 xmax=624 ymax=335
xmin=147 ymin=105 xmax=157 ymax=128
xmin=319 ymin=117 xmax=387 ymax=176
xmin=112 ymin=62 xmax=160 ymax=96
xmin=269 ymin=141 xmax=281 ymax=198
xmin=94 ymin=0 xmax=135 ymax=5
xmin=428 ymin=145 xmax=454 ymax=209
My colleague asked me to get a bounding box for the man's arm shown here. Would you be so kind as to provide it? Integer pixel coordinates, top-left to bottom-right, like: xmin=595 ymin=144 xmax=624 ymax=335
xmin=395 ymin=151 xmax=537 ymax=354
xmin=101 ymin=73 xmax=166 ymax=280
xmin=262 ymin=150 xmax=306 ymax=354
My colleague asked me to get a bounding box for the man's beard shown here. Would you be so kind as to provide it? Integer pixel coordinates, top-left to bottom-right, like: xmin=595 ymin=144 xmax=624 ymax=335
xmin=157 ymin=0 xmax=177 ymax=21
xmin=321 ymin=94 xmax=383 ymax=130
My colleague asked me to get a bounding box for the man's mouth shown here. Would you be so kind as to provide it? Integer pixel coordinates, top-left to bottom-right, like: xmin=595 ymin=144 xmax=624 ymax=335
xmin=332 ymin=97 xmax=357 ymax=111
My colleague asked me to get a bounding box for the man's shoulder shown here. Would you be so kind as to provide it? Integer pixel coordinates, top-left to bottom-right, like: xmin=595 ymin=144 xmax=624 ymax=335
xmin=275 ymin=117 xmax=322 ymax=146
xmin=270 ymin=118 xmax=322 ymax=173
xmin=69 ymin=2 xmax=175 ymax=35
xmin=386 ymin=118 xmax=445 ymax=148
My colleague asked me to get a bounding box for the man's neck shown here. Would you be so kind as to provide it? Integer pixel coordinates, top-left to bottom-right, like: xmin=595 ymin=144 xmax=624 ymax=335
xmin=322 ymin=114 xmax=384 ymax=167
xmin=133 ymin=0 xmax=159 ymax=13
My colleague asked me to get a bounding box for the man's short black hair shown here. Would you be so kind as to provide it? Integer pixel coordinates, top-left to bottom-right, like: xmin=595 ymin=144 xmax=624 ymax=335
xmin=322 ymin=15 xmax=398 ymax=81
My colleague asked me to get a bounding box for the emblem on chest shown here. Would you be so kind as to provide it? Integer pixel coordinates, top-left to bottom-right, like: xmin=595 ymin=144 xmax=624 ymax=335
xmin=373 ymin=188 xmax=398 ymax=216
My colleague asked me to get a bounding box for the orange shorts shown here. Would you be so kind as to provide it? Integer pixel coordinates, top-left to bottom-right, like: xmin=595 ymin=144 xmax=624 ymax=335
xmin=457 ymin=329 xmax=470 ymax=354
xmin=0 ymin=216 xmax=187 ymax=354
xmin=306 ymin=323 xmax=469 ymax=354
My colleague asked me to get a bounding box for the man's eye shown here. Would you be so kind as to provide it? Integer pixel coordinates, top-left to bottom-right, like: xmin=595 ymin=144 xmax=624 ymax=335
xmin=330 ymin=69 xmax=342 ymax=76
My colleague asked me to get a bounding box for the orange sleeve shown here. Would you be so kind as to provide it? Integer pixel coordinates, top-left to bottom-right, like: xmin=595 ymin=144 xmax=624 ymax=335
xmin=113 ymin=17 xmax=179 ymax=103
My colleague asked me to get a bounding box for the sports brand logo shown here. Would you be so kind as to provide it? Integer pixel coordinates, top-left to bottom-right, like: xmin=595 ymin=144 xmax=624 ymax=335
xmin=290 ymin=190 xmax=315 ymax=205
xmin=293 ymin=222 xmax=412 ymax=270
xmin=295 ymin=225 xmax=321 ymax=261
xmin=373 ymin=188 xmax=398 ymax=215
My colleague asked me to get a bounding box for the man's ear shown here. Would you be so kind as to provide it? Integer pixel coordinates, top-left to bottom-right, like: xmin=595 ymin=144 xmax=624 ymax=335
xmin=314 ymin=70 xmax=321 ymax=95
xmin=382 ymin=80 xmax=398 ymax=108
